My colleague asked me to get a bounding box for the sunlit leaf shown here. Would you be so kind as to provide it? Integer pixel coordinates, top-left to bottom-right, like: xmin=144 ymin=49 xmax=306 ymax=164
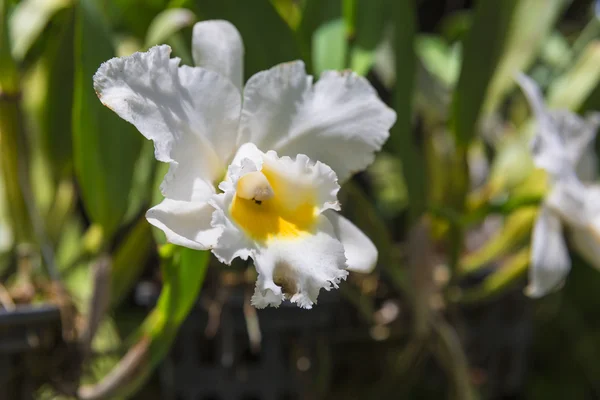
xmin=547 ymin=41 xmax=600 ymax=111
xmin=486 ymin=134 xmax=535 ymax=195
xmin=459 ymin=207 xmax=537 ymax=276
xmin=0 ymin=0 xmax=18 ymax=93
xmin=150 ymin=162 xmax=169 ymax=245
xmin=105 ymin=0 xmax=171 ymax=39
xmin=145 ymin=7 xmax=195 ymax=47
xmin=270 ymin=0 xmax=301 ymax=30
xmin=457 ymin=247 xmax=529 ymax=303
xmin=451 ymin=0 xmax=519 ymax=145
xmin=312 ymin=18 xmax=374 ymax=75
xmin=416 ymin=35 xmax=461 ymax=87
xmin=298 ymin=0 xmax=340 ymax=45
xmin=483 ymin=0 xmax=567 ymax=115
xmin=0 ymin=0 xmax=32 ymax=243
xmin=541 ymin=31 xmax=572 ymax=70
xmin=350 ymin=46 xmax=374 ymax=76
xmin=124 ymin=140 xmax=157 ymax=223
xmin=390 ymin=0 xmax=426 ymax=220
xmin=366 ymin=154 xmax=408 ymax=218
xmin=8 ymin=0 xmax=71 ymax=61
xmin=38 ymin=7 xmax=75 ymax=182
xmin=439 ymin=9 xmax=472 ymax=43
xmin=313 ymin=19 xmax=345 ymax=73
xmin=72 ymin=0 xmax=143 ymax=238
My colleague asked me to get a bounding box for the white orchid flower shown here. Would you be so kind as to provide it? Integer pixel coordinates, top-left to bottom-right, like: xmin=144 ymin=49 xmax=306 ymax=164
xmin=517 ymin=74 xmax=600 ymax=297
xmin=92 ymin=20 xmax=396 ymax=309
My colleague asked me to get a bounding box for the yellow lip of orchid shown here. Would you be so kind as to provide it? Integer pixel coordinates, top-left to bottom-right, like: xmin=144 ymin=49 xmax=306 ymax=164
xmin=230 ymin=166 xmax=318 ymax=242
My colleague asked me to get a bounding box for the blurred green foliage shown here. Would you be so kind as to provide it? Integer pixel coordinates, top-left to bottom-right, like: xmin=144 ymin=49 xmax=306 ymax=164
xmin=2 ymin=0 xmax=600 ymax=399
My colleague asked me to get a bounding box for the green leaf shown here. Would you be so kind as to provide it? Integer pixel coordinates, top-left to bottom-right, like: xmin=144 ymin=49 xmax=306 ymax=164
xmin=123 ymin=140 xmax=157 ymax=223
xmin=416 ymin=35 xmax=461 ymax=87
xmin=439 ymin=9 xmax=472 ymax=43
xmin=270 ymin=0 xmax=301 ymax=30
xmin=342 ymin=0 xmax=356 ymax=39
xmin=459 ymin=207 xmax=536 ymax=276
xmin=451 ymin=0 xmax=519 ymax=145
xmin=298 ymin=0 xmax=340 ymax=47
xmin=110 ymin=216 xmax=154 ymax=307
xmin=540 ymin=31 xmax=572 ymax=72
xmin=8 ymin=0 xmax=71 ymax=61
xmin=366 ymin=153 xmax=408 ymax=218
xmin=0 ymin=1 xmax=32 ymax=242
xmin=0 ymin=0 xmax=19 ymax=93
xmin=483 ymin=0 xmax=567 ymax=115
xmin=456 ymin=247 xmax=529 ymax=304
xmin=72 ymin=0 xmax=143 ymax=238
xmin=145 ymin=7 xmax=195 ymax=48
xmin=390 ymin=0 xmax=426 ymax=220
xmin=150 ymin=161 xmax=169 ymax=245
xmin=38 ymin=7 xmax=75 ymax=181
xmin=313 ymin=19 xmax=345 ymax=73
xmin=312 ymin=18 xmax=374 ymax=76
xmin=193 ymin=0 xmax=302 ymax=77
xmin=152 ymin=248 xmax=209 ymax=330
xmin=547 ymin=41 xmax=600 ymax=111
xmin=355 ymin=0 xmax=390 ymax=50
xmin=104 ymin=0 xmax=170 ymax=40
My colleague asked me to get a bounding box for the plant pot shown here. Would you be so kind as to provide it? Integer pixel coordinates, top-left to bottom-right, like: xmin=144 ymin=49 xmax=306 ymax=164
xmin=0 ymin=305 xmax=62 ymax=400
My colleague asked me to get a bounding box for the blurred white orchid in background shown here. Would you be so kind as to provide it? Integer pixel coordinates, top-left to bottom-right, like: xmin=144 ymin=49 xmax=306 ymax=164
xmin=517 ymin=74 xmax=600 ymax=298
xmin=93 ymin=20 xmax=396 ymax=309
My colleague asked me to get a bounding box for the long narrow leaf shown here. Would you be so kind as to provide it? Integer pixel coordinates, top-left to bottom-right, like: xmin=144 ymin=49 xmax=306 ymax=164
xmin=8 ymin=0 xmax=70 ymax=61
xmin=0 ymin=0 xmax=18 ymax=93
xmin=547 ymin=41 xmax=600 ymax=111
xmin=390 ymin=0 xmax=425 ymax=220
xmin=0 ymin=0 xmax=32 ymax=243
xmin=355 ymin=0 xmax=390 ymax=50
xmin=145 ymin=8 xmax=195 ymax=48
xmin=39 ymin=7 xmax=75 ymax=182
xmin=483 ymin=0 xmax=567 ymax=115
xmin=72 ymin=0 xmax=142 ymax=238
xmin=451 ymin=0 xmax=519 ymax=145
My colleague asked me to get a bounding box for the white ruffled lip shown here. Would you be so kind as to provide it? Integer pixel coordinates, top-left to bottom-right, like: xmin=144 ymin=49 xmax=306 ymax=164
xmin=210 ymin=144 xmax=348 ymax=309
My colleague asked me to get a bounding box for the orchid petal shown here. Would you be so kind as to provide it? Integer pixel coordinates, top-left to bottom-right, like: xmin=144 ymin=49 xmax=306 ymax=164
xmin=516 ymin=73 xmax=570 ymax=179
xmin=238 ymin=61 xmax=396 ymax=182
xmin=526 ymin=206 xmax=571 ymax=298
xmin=548 ymin=110 xmax=600 ymax=178
xmin=545 ymin=180 xmax=588 ymax=227
xmin=325 ymin=211 xmax=377 ymax=273
xmin=93 ymin=45 xmax=241 ymax=202
xmin=516 ymin=74 xmax=600 ymax=182
xmin=571 ymin=184 xmax=600 ymax=270
xmin=250 ymin=216 xmax=348 ymax=309
xmin=192 ymin=20 xmax=244 ymax=92
xmin=146 ymin=198 xmax=221 ymax=250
